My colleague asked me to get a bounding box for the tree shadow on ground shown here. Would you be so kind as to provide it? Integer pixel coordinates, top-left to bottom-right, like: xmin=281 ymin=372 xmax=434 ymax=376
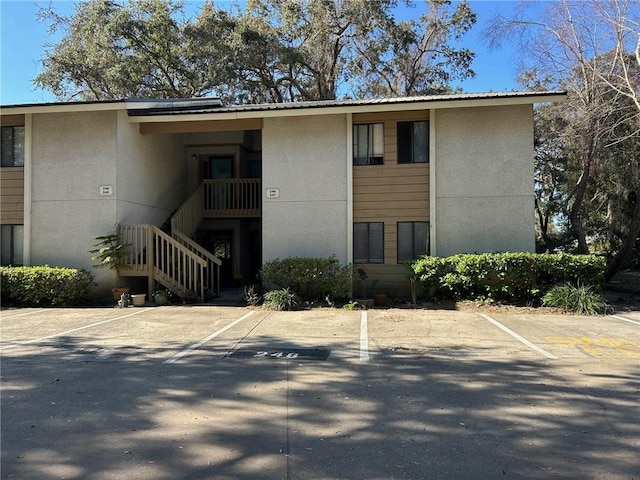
xmin=1 ymin=333 xmax=639 ymax=479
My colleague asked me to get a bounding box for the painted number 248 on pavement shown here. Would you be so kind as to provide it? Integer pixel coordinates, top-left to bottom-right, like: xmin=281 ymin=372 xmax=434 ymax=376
xmin=254 ymin=351 xmax=300 ymax=359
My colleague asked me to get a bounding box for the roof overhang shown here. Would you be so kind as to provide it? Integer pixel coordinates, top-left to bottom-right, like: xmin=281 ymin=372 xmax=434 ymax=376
xmin=1 ymin=91 xmax=567 ymax=122
xmin=127 ymin=91 xmax=567 ymax=123
xmin=0 ymin=99 xmax=126 ymax=115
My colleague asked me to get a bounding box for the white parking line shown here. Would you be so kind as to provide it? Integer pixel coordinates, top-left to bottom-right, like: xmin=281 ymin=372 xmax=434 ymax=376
xmin=609 ymin=315 xmax=640 ymax=326
xmin=0 ymin=308 xmax=152 ymax=351
xmin=0 ymin=309 xmax=52 ymax=320
xmin=163 ymin=310 xmax=256 ymax=364
xmin=359 ymin=310 xmax=369 ymax=362
xmin=479 ymin=314 xmax=558 ymax=360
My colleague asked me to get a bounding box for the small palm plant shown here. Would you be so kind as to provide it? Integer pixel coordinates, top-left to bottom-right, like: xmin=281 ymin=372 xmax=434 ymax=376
xmin=89 ymin=233 xmax=130 ymax=272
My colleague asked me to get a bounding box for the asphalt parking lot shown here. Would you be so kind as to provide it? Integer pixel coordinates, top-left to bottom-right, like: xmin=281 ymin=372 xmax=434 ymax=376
xmin=1 ymin=305 xmax=639 ymax=479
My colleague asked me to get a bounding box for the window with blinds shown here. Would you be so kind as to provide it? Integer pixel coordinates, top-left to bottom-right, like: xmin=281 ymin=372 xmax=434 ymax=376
xmin=354 ymin=222 xmax=384 ymax=263
xmin=397 ymin=221 xmax=429 ymax=263
xmin=353 ymin=123 xmax=384 ymax=165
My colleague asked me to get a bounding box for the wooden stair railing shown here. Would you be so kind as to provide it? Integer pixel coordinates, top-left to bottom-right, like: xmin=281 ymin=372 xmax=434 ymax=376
xmin=123 ymin=178 xmax=258 ymax=299
xmin=171 ymin=179 xmax=262 ymax=233
xmin=119 ymin=224 xmax=208 ymax=300
xmin=171 ymin=184 xmax=204 ymax=238
xmin=172 ymin=230 xmax=221 ymax=296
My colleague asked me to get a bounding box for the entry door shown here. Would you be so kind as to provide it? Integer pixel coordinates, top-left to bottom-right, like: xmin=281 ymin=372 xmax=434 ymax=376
xmin=203 ymin=155 xmax=234 ymax=180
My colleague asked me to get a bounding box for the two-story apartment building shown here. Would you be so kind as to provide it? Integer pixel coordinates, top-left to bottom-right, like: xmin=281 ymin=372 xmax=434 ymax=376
xmin=0 ymin=91 xmax=566 ymax=299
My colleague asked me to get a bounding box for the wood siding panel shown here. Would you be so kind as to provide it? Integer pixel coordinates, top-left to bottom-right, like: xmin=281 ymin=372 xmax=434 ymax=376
xmin=0 ymin=114 xmax=25 ymax=127
xmin=352 ymin=110 xmax=430 ymax=294
xmin=1 ymin=167 xmax=24 ymax=223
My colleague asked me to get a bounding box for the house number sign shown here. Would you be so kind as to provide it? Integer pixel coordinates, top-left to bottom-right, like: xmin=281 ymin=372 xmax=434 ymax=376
xmin=99 ymin=185 xmax=113 ymax=196
xmin=266 ymin=188 xmax=280 ymax=199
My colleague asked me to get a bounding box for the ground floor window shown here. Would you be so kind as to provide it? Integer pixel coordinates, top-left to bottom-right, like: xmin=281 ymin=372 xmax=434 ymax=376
xmin=1 ymin=224 xmax=24 ymax=266
xmin=397 ymin=221 xmax=429 ymax=263
xmin=354 ymin=222 xmax=384 ymax=264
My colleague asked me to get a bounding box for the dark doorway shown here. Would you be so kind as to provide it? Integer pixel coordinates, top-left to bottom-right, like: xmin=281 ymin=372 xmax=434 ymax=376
xmin=203 ymin=155 xmax=234 ymax=180
xmin=201 ymin=230 xmax=233 ymax=288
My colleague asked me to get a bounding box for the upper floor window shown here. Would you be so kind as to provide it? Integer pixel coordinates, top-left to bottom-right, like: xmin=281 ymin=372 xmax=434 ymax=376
xmin=397 ymin=121 xmax=428 ymax=164
xmin=353 ymin=123 xmax=384 ymax=165
xmin=1 ymin=126 xmax=25 ymax=167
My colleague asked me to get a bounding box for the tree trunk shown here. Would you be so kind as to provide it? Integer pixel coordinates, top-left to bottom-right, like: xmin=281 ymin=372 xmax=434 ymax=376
xmin=569 ymin=167 xmax=591 ymax=254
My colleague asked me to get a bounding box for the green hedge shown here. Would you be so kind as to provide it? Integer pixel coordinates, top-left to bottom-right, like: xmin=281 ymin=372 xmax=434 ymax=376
xmin=409 ymin=253 xmax=605 ymax=302
xmin=259 ymin=256 xmax=355 ymax=302
xmin=1 ymin=266 xmax=95 ymax=306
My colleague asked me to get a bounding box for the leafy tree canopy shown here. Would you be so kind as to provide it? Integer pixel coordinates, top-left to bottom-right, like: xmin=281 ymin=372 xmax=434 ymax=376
xmin=486 ymin=0 xmax=640 ymax=277
xmin=35 ymin=0 xmax=476 ymax=102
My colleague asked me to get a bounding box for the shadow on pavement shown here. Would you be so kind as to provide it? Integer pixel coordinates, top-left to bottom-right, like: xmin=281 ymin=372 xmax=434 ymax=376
xmin=1 ymin=333 xmax=639 ymax=479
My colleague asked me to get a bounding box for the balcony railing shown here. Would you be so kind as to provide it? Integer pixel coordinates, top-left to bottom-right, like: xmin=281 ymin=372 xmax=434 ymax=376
xmin=203 ymin=178 xmax=261 ymax=218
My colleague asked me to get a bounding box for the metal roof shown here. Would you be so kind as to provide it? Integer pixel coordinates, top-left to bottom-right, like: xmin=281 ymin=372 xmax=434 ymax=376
xmin=1 ymin=91 xmax=566 ymax=117
xmin=125 ymin=91 xmax=567 ymax=116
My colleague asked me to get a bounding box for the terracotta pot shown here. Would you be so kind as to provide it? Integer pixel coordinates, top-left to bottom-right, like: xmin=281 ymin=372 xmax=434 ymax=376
xmin=373 ymin=293 xmax=387 ymax=307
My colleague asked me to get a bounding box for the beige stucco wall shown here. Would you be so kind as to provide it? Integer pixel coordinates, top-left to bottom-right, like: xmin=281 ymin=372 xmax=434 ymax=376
xmin=433 ymin=104 xmax=535 ymax=256
xmin=116 ymin=110 xmax=186 ymax=226
xmin=262 ymin=114 xmax=349 ymax=263
xmin=30 ymin=110 xmax=119 ymax=273
xmin=29 ymin=110 xmax=185 ymax=288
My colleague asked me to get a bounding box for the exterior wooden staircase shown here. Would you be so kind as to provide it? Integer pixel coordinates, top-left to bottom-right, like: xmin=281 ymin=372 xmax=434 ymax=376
xmin=118 ymin=178 xmax=260 ymax=300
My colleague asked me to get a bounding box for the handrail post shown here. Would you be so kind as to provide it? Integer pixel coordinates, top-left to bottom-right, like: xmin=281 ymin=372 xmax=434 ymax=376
xmin=147 ymin=225 xmax=154 ymax=296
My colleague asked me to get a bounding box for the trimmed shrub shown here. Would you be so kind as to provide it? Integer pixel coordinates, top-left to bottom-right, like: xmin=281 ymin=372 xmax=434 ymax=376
xmin=409 ymin=253 xmax=605 ymax=302
xmin=542 ymin=284 xmax=607 ymax=315
xmin=263 ymin=288 xmax=300 ymax=311
xmin=259 ymin=256 xmax=356 ymax=302
xmin=1 ymin=265 xmax=95 ymax=306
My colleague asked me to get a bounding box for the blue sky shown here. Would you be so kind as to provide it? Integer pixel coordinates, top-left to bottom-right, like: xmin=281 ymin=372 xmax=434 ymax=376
xmin=0 ymin=0 xmax=525 ymax=105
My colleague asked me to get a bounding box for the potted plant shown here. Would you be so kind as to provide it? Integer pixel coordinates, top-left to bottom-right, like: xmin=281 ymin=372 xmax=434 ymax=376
xmin=369 ymin=279 xmax=387 ymax=307
xmin=153 ymin=289 xmax=173 ymax=305
xmin=89 ymin=232 xmax=131 ymax=300
xmin=181 ymin=289 xmax=199 ymax=304
xmin=373 ymin=292 xmax=387 ymax=307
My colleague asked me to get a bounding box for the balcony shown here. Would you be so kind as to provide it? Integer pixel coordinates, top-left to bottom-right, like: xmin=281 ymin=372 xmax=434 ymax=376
xmin=203 ymin=178 xmax=261 ymax=218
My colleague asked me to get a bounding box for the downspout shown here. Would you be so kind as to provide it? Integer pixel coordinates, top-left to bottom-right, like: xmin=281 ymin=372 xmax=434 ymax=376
xmin=23 ymin=113 xmax=32 ymax=266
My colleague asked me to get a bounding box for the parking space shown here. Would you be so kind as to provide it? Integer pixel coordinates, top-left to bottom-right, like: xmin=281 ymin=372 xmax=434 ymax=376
xmin=1 ymin=305 xmax=639 ymax=479
xmin=367 ymin=309 xmax=543 ymax=359
xmin=0 ymin=307 xmax=270 ymax=362
xmin=481 ymin=312 xmax=640 ymax=359
xmin=2 ymin=306 xmax=639 ymax=363
xmin=227 ymin=310 xmax=362 ymax=361
xmin=0 ymin=308 xmax=150 ymax=348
